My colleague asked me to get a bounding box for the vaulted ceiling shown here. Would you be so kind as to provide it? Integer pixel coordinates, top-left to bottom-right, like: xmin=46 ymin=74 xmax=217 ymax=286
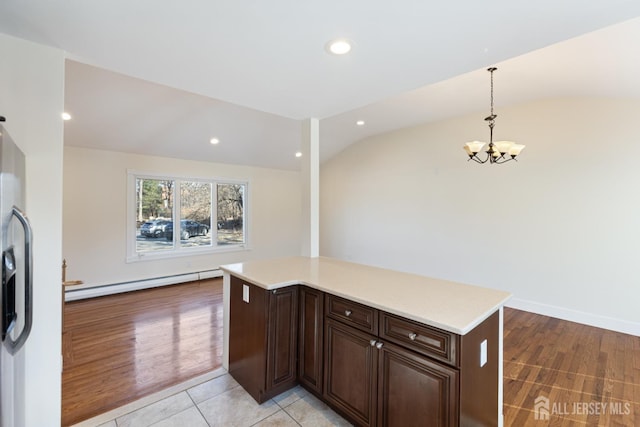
xmin=1 ymin=1 xmax=639 ymax=169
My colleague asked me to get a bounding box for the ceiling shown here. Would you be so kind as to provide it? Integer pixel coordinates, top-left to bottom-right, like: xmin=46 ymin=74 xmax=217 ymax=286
xmin=1 ymin=1 xmax=640 ymax=170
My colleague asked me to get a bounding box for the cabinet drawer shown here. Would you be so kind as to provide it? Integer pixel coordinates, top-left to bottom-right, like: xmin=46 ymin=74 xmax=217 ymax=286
xmin=325 ymin=294 xmax=378 ymax=335
xmin=379 ymin=312 xmax=459 ymax=367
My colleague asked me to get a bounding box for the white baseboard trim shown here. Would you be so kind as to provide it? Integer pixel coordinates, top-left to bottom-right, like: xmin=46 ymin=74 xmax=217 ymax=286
xmin=65 ymin=269 xmax=223 ymax=302
xmin=506 ymin=297 xmax=640 ymax=337
xmin=199 ymin=269 xmax=222 ymax=280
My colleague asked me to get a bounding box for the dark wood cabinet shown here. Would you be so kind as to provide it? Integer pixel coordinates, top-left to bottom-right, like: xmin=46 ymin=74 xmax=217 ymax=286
xmin=228 ymin=276 xmax=267 ymax=402
xmin=266 ymin=285 xmax=298 ymax=393
xmin=459 ymin=310 xmax=499 ymax=427
xmin=228 ymin=274 xmax=500 ymax=426
xmin=324 ymin=308 xmax=459 ymax=427
xmin=229 ymin=276 xmax=297 ymax=403
xmin=377 ymin=341 xmax=458 ymax=427
xmin=326 ymin=294 xmax=378 ymax=334
xmin=379 ymin=312 xmax=458 ymax=367
xmin=298 ymin=286 xmax=324 ymax=395
xmin=324 ymin=319 xmax=379 ymax=427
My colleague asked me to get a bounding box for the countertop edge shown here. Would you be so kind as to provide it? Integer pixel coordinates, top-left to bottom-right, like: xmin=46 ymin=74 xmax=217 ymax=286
xmin=220 ymin=264 xmax=512 ymax=336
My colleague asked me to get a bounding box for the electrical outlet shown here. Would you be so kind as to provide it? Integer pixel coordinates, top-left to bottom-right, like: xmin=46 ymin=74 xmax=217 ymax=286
xmin=480 ymin=339 xmax=487 ymax=367
xmin=242 ymin=284 xmax=249 ymax=303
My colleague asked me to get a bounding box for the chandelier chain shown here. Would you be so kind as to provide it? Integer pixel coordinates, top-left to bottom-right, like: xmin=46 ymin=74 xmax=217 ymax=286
xmin=490 ymin=68 xmax=494 ymax=118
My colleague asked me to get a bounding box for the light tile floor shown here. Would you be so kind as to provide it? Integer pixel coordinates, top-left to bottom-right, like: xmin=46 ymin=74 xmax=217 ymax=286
xmin=72 ymin=370 xmax=351 ymax=427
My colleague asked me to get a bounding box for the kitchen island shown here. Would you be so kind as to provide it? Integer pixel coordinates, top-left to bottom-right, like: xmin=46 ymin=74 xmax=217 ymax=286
xmin=221 ymin=256 xmax=511 ymax=427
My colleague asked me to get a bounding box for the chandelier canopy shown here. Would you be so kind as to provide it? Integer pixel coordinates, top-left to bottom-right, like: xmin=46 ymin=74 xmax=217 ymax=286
xmin=463 ymin=67 xmax=525 ymax=164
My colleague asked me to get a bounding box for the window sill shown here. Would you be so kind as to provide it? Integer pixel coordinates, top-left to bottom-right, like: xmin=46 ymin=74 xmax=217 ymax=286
xmin=126 ymin=244 xmax=251 ymax=263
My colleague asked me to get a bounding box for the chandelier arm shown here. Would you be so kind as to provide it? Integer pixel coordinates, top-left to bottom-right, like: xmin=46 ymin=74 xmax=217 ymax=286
xmin=493 ymin=156 xmax=516 ymax=164
xmin=469 ymin=153 xmax=490 ymax=164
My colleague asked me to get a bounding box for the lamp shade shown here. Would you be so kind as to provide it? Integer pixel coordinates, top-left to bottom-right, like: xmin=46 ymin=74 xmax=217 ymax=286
xmin=494 ymin=141 xmax=514 ymax=154
xmin=464 ymin=141 xmax=486 ymax=154
xmin=509 ymin=144 xmax=526 ymax=156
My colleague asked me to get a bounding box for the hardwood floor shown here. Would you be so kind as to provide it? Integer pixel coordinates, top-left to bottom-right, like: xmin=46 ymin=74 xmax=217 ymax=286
xmin=61 ymin=279 xmax=223 ymax=426
xmin=62 ymin=281 xmax=638 ymax=426
xmin=503 ymin=307 xmax=639 ymax=426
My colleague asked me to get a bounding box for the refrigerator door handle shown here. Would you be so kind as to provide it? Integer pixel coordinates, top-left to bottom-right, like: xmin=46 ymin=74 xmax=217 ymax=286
xmin=7 ymin=206 xmax=33 ymax=355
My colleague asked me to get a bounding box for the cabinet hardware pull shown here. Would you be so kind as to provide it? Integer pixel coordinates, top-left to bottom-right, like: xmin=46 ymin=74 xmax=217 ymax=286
xmin=344 ymin=309 xmax=352 ymax=317
xmin=375 ymin=342 xmax=384 ymax=349
xmin=408 ymin=333 xmax=417 ymax=341
xmin=370 ymin=339 xmax=377 ymax=347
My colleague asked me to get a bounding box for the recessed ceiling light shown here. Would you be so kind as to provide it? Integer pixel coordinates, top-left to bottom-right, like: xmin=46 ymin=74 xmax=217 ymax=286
xmin=210 ymin=138 xmax=220 ymax=145
xmin=356 ymin=120 xmax=365 ymax=126
xmin=295 ymin=152 xmax=302 ymax=158
xmin=326 ymin=39 xmax=352 ymax=55
xmin=62 ymin=112 xmax=72 ymax=121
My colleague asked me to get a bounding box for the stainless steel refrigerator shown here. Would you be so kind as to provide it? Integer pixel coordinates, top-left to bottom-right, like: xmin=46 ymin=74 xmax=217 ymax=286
xmin=0 ymin=119 xmax=33 ymax=427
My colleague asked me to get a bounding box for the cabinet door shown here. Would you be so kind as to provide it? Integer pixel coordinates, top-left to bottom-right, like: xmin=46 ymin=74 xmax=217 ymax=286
xmin=229 ymin=276 xmax=268 ymax=403
xmin=324 ymin=319 xmax=378 ymax=427
xmin=298 ymin=286 xmax=324 ymax=395
xmin=377 ymin=341 xmax=459 ymax=427
xmin=266 ymin=286 xmax=298 ymax=395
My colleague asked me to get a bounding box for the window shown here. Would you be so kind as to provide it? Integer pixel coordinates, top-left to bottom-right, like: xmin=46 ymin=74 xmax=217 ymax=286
xmin=217 ymin=183 xmax=245 ymax=246
xmin=127 ymin=172 xmax=247 ymax=261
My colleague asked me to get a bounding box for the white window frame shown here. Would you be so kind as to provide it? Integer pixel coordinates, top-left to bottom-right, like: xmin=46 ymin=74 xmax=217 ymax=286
xmin=126 ymin=170 xmax=249 ymax=263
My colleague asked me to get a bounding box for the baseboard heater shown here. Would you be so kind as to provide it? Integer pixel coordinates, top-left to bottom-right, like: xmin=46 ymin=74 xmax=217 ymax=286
xmin=64 ymin=269 xmax=223 ymax=302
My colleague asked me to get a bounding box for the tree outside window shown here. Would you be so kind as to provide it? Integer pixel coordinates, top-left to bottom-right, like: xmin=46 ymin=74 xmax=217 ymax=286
xmin=217 ymin=183 xmax=245 ymax=245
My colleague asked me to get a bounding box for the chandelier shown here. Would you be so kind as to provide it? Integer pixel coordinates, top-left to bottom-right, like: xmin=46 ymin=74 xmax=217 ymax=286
xmin=463 ymin=67 xmax=525 ymax=164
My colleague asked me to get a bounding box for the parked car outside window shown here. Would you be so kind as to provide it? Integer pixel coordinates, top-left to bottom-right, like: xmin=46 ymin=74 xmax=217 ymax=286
xmin=165 ymin=220 xmax=210 ymax=240
xmin=140 ymin=220 xmax=171 ymax=238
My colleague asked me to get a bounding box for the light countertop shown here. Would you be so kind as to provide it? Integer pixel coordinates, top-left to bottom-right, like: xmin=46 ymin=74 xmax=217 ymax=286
xmin=220 ymin=256 xmax=511 ymax=335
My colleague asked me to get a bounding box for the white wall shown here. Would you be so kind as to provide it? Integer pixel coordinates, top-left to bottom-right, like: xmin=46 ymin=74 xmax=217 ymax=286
xmin=321 ymin=97 xmax=640 ymax=335
xmin=0 ymin=33 xmax=64 ymax=426
xmin=63 ymin=146 xmax=302 ymax=286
